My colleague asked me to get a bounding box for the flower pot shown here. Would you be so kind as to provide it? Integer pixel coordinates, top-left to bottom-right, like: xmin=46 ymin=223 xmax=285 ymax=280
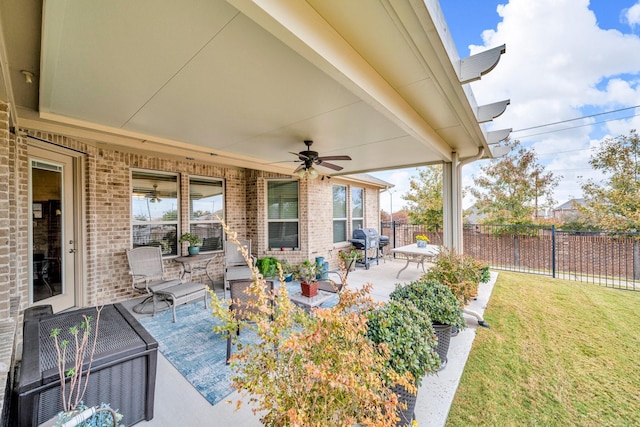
xmin=391 ymin=383 xmax=417 ymax=426
xmin=432 ymin=323 xmax=452 ymax=370
xmin=300 ymin=281 xmax=318 ymax=297
xmin=416 ymin=240 xmax=427 ymax=248
xmin=188 ymin=246 xmax=200 ymax=256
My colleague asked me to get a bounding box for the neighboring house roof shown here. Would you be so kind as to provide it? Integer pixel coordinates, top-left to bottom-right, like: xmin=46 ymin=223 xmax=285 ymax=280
xmin=555 ymin=198 xmax=586 ymax=211
xmin=341 ymin=173 xmax=394 ymax=188
xmin=0 ymin=0 xmax=509 ymax=177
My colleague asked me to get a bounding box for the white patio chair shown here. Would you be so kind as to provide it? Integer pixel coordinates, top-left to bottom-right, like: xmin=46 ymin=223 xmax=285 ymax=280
xmin=223 ymin=239 xmax=256 ymax=296
xmin=126 ymin=246 xmax=181 ymax=315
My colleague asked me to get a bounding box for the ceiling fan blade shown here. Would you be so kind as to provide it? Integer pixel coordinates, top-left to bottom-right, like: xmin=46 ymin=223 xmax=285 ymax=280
xmin=289 ymin=151 xmax=310 ymax=160
xmin=316 ymin=161 xmax=343 ymax=171
xmin=316 ymin=155 xmax=352 ymax=161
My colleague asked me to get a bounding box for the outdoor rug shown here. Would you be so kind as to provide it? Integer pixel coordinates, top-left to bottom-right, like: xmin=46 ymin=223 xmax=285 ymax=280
xmin=138 ymin=283 xmax=338 ymax=406
xmin=138 ymin=301 xmax=235 ymax=406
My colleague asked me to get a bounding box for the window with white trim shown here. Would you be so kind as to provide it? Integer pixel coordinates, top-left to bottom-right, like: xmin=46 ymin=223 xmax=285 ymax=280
xmin=189 ymin=177 xmax=224 ymax=252
xmin=131 ymin=171 xmax=179 ymax=256
xmin=267 ymin=181 xmax=299 ymax=250
xmin=333 ymin=184 xmax=347 ymax=243
xmin=352 ymin=187 xmax=364 ymax=231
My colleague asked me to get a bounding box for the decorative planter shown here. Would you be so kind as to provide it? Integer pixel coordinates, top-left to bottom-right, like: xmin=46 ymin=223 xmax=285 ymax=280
xmin=300 ymin=281 xmax=319 ymax=297
xmin=391 ymin=383 xmax=417 ymax=426
xmin=188 ymin=246 xmax=200 ymax=256
xmin=416 ymin=240 xmax=427 ymax=248
xmin=432 ymin=323 xmax=452 ymax=370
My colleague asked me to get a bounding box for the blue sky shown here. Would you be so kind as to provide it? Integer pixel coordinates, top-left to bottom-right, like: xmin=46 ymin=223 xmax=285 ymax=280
xmin=373 ymin=0 xmax=640 ymax=213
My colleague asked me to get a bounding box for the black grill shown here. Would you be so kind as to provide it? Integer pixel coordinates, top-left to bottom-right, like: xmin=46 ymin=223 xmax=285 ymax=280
xmin=349 ymin=228 xmax=385 ymax=269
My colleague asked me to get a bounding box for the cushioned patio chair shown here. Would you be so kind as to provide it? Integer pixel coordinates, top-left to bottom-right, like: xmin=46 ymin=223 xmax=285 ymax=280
xmin=223 ymin=239 xmax=256 ymax=296
xmin=126 ymin=246 xmax=182 ymax=315
xmin=226 ymin=278 xmax=274 ymax=364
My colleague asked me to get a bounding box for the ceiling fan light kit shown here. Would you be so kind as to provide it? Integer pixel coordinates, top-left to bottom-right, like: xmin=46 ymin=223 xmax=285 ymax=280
xmin=290 ymin=140 xmax=351 ymax=179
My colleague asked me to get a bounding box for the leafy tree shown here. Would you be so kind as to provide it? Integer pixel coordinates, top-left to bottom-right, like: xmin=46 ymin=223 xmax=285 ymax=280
xmin=403 ymin=166 xmax=443 ymax=230
xmin=579 ymin=130 xmax=640 ymax=232
xmin=162 ymin=209 xmax=177 ymax=221
xmin=468 ymin=140 xmax=560 ymax=224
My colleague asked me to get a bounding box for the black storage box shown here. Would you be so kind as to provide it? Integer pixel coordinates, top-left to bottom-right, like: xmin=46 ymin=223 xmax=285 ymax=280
xmin=13 ymin=303 xmax=157 ymax=426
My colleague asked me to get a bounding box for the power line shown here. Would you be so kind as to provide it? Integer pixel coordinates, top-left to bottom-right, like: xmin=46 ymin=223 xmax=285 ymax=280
xmin=516 ymin=112 xmax=640 ymax=139
xmin=512 ymin=104 xmax=640 ymax=133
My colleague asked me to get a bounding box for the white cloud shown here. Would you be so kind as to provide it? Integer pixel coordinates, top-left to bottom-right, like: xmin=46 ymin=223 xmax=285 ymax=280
xmin=462 ymin=0 xmax=640 ymax=207
xmin=623 ymin=2 xmax=640 ymax=27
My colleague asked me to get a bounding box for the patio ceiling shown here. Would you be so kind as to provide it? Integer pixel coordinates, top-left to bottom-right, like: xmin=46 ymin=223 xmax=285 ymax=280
xmin=0 ymin=0 xmax=508 ymax=177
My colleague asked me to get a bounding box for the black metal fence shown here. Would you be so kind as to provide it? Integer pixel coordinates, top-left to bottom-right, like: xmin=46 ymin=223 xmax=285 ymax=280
xmin=380 ymin=221 xmax=640 ymax=291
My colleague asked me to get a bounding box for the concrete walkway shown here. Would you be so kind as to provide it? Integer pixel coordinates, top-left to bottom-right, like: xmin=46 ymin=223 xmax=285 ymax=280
xmin=127 ymin=257 xmax=497 ymax=426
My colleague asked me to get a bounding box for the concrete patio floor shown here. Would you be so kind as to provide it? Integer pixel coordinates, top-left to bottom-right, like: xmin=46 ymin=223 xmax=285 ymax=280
xmin=124 ymin=256 xmax=497 ymax=426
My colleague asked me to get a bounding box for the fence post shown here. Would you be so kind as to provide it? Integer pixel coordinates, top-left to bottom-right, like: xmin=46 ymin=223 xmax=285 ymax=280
xmin=552 ymin=224 xmax=556 ymax=278
xmin=633 ymin=238 xmax=639 ymax=281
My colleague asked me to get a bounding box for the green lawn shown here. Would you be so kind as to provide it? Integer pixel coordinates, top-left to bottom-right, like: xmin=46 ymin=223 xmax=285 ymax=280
xmin=446 ymin=272 xmax=640 ymax=427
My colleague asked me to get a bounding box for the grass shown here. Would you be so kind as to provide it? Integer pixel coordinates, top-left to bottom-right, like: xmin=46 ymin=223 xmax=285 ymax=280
xmin=446 ymin=271 xmax=640 ymax=427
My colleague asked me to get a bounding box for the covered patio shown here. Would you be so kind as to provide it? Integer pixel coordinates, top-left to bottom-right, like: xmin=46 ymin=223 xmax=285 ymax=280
xmin=0 ymin=0 xmax=509 ymax=424
xmin=122 ymin=258 xmax=496 ymax=427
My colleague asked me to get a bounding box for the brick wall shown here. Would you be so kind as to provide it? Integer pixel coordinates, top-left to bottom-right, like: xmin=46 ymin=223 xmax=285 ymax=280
xmin=5 ymin=126 xmax=383 ymax=313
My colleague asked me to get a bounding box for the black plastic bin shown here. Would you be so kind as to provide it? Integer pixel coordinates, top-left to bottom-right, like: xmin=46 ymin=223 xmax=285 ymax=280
xmin=13 ymin=303 xmax=157 ymax=426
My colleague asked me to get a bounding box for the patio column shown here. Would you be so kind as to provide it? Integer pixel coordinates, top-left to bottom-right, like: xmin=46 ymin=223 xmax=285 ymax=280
xmin=442 ymin=152 xmax=463 ymax=253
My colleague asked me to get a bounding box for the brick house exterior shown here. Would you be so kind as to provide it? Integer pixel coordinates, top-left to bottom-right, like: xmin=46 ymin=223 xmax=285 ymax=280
xmin=0 ymin=103 xmax=385 ymax=318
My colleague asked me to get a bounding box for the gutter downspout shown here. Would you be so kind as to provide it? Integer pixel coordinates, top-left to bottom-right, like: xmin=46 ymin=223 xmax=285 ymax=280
xmin=456 ymin=147 xmax=490 ymax=328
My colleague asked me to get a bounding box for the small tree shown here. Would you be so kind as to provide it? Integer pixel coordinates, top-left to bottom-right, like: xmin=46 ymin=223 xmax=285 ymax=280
xmin=210 ymin=223 xmax=413 ymax=427
xmin=579 ymin=130 xmax=640 ymax=232
xmin=468 ymin=139 xmax=560 ymax=225
xmin=403 ymin=166 xmax=443 ymax=230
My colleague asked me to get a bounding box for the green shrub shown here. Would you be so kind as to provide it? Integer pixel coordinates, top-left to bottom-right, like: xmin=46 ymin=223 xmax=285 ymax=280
xmin=366 ymin=300 xmax=440 ymax=386
xmin=390 ymin=279 xmax=466 ymax=330
xmin=424 ymin=248 xmax=487 ymax=304
xmin=256 ymin=257 xmax=279 ymax=278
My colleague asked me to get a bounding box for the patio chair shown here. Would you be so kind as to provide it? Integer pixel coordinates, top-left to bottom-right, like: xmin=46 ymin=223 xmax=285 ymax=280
xmin=126 ymin=246 xmax=182 ymax=315
xmin=317 ymin=268 xmax=350 ymax=293
xmin=223 ymin=239 xmax=256 ymax=296
xmin=226 ymin=278 xmax=274 ymax=364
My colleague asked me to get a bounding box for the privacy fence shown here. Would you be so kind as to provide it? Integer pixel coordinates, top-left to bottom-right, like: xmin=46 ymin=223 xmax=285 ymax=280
xmin=380 ymin=222 xmax=640 ymax=291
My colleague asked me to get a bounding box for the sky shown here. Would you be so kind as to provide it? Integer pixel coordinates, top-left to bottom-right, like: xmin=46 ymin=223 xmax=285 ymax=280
xmin=372 ymin=0 xmax=640 ymax=213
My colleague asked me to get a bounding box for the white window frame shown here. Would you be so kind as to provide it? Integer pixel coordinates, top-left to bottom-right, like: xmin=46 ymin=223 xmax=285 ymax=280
xmin=267 ymin=180 xmax=299 ymax=250
xmin=351 ymin=186 xmax=364 ymax=232
xmin=188 ymin=176 xmax=225 ymax=253
xmin=333 ymin=184 xmax=348 ymax=243
xmin=131 ymin=170 xmax=179 ymax=256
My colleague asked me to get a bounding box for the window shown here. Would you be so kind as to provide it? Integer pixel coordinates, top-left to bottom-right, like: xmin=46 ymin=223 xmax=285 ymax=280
xmin=333 ymin=185 xmax=347 ymax=243
xmin=267 ymin=181 xmax=299 ymax=249
xmin=131 ymin=171 xmax=179 ymax=255
xmin=352 ymin=187 xmax=364 ymax=231
xmin=189 ymin=177 xmax=224 ymax=252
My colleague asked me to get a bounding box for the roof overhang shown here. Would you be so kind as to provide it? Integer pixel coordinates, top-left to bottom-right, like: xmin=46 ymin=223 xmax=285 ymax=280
xmin=0 ymin=0 xmax=510 ymax=176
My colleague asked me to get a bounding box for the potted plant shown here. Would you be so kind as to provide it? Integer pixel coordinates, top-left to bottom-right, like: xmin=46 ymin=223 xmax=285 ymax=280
xmin=179 ymin=232 xmax=202 ymax=256
xmin=295 ymin=259 xmax=318 ymax=297
xmin=256 ymin=256 xmax=279 ymax=278
xmin=424 ymin=247 xmax=488 ymax=304
xmin=415 ymin=234 xmax=429 ymax=248
xmin=337 ymin=247 xmax=362 ymax=271
xmin=390 ymin=279 xmax=465 ymax=370
xmin=43 ymin=306 xmax=124 ymax=427
xmin=366 ymin=300 xmax=440 ymax=426
xmin=209 ymin=224 xmax=413 ymax=426
xmin=279 ymin=260 xmax=295 ymax=282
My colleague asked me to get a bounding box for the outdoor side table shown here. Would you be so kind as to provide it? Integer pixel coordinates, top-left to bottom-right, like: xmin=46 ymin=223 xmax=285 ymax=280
xmin=289 ymin=290 xmax=335 ymax=311
xmin=174 ymin=254 xmax=215 ymax=286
